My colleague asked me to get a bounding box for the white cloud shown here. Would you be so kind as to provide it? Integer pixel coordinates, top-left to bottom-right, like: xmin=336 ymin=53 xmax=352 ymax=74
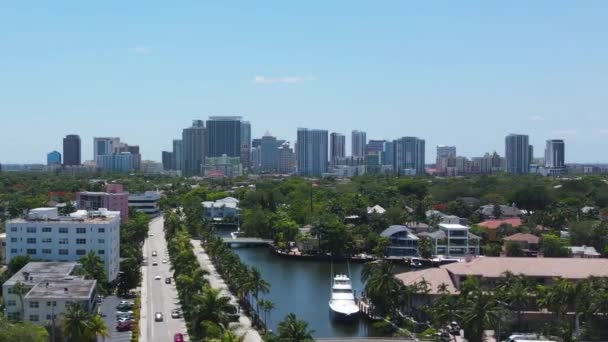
xmin=132 ymin=46 xmax=151 ymax=55
xmin=253 ymin=75 xmax=317 ymax=84
xmin=551 ymin=129 xmax=578 ymax=136
xmin=528 ymin=115 xmax=544 ymax=121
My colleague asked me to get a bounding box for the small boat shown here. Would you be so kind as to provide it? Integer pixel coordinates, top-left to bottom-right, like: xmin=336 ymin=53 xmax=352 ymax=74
xmin=328 ymin=274 xmax=360 ymax=319
xmin=230 ymin=231 xmax=244 ymax=239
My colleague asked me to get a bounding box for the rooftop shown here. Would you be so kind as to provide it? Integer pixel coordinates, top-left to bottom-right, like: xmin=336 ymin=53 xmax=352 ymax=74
xmin=439 ymin=223 xmax=469 ymax=230
xmin=380 ymin=225 xmax=419 ymax=240
xmin=5 ymin=262 xmax=79 ymax=286
xmin=396 ymin=268 xmax=459 ymax=295
xmin=443 ymin=257 xmax=608 ymax=279
xmin=503 ymin=233 xmax=540 ymax=244
xmin=9 ymin=207 xmax=120 ymax=224
xmin=477 ymin=218 xmax=523 ymax=230
xmin=25 ymin=278 xmax=96 ymax=299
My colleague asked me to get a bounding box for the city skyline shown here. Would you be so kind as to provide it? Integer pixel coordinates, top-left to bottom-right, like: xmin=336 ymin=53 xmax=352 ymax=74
xmin=2 ymin=2 xmax=608 ymax=163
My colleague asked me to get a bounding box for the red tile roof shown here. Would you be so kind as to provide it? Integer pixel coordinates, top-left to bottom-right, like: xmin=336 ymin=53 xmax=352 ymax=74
xmin=478 ymin=218 xmax=522 ymax=230
xmin=503 ymin=233 xmax=540 ymax=244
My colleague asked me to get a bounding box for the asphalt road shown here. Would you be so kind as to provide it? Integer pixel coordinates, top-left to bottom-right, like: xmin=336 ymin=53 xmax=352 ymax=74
xmin=140 ymin=216 xmax=187 ymax=342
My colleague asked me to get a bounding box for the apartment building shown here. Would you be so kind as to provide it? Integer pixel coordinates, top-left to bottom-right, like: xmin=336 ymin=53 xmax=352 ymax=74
xmin=6 ymin=207 xmax=121 ymax=281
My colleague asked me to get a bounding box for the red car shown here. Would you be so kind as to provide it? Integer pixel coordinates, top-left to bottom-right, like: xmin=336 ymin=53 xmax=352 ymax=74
xmin=116 ymin=321 xmax=133 ymax=332
xmin=174 ymin=333 xmax=185 ymax=342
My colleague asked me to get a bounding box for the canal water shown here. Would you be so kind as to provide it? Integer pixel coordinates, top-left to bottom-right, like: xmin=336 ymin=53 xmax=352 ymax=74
xmin=233 ymin=247 xmax=374 ymax=338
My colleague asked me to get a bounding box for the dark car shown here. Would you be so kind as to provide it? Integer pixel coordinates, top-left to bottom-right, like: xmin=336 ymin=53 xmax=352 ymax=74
xmin=174 ymin=333 xmax=185 ymax=342
xmin=116 ymin=321 xmax=133 ymax=332
xmin=155 ymin=312 xmax=164 ymax=322
xmin=165 ymin=277 xmax=172 ymax=284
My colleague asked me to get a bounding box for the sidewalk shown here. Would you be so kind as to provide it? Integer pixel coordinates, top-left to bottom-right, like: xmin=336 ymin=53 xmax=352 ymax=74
xmin=190 ymin=240 xmax=263 ymax=342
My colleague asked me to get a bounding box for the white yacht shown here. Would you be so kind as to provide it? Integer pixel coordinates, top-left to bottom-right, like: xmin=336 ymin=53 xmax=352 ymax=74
xmin=328 ymin=274 xmax=360 ymax=319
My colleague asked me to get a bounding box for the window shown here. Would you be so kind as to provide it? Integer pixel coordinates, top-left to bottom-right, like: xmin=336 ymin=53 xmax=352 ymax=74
xmin=98 ymin=239 xmax=105 ymax=244
xmin=42 ymin=238 xmax=52 ymax=243
xmin=98 ymin=250 xmax=105 ymax=255
xmin=10 ymin=238 xmax=17 ymax=243
xmin=27 ymin=249 xmax=37 ymax=255
xmin=98 ymin=228 xmax=105 ymax=233
xmin=59 ymin=249 xmax=69 ymax=255
xmin=42 ymin=227 xmax=52 ymax=233
xmin=46 ymin=301 xmax=57 ymax=307
xmin=29 ymin=301 xmax=39 ymax=308
xmin=29 ymin=315 xmax=39 ymax=322
xmin=76 ymin=228 xmax=86 ymax=234
xmin=26 ymin=227 xmax=36 ymax=233
xmin=59 ymin=238 xmax=68 ymax=245
xmin=11 ymin=227 xmax=18 ymax=232
xmin=76 ymin=238 xmax=86 ymax=245
xmin=76 ymin=249 xmax=86 ymax=255
xmin=42 ymin=249 xmax=52 ymax=254
xmin=10 ymin=248 xmax=18 ymax=254
xmin=7 ymin=300 xmax=16 ymax=306
xmin=27 ymin=238 xmax=36 ymax=244
xmin=59 ymin=227 xmax=68 ymax=234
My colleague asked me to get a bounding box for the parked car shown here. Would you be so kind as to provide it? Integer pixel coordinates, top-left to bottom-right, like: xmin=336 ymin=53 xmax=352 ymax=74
xmin=174 ymin=333 xmax=185 ymax=342
xmin=116 ymin=321 xmax=133 ymax=332
xmin=154 ymin=275 xmax=161 ymax=280
xmin=152 ymin=261 xmax=158 ymax=266
xmin=165 ymin=277 xmax=172 ymax=284
xmin=152 ymin=251 xmax=157 ymax=256
xmin=155 ymin=312 xmax=164 ymax=322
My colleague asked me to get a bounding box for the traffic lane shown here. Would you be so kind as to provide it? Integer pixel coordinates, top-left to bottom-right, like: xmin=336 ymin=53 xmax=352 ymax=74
xmin=148 ymin=216 xmax=188 ymax=341
xmin=99 ymin=295 xmax=133 ymax=342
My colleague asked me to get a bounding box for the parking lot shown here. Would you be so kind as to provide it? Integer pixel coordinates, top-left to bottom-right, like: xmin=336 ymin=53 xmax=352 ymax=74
xmin=99 ymin=295 xmax=134 ymax=342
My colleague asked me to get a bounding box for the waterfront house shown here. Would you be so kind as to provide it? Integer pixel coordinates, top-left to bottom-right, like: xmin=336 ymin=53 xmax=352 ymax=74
xmin=418 ymin=223 xmax=480 ymax=259
xmin=425 ymin=210 xmax=462 ymax=225
xmin=380 ymin=225 xmax=419 ymax=257
xmin=478 ymin=204 xmax=523 ymax=218
xmin=568 ymin=246 xmax=600 ymax=258
xmin=477 ymin=218 xmax=523 ymax=241
xmin=202 ymin=197 xmax=240 ymax=221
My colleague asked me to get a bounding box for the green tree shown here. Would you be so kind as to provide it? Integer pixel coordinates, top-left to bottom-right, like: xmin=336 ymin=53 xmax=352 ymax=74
xmin=61 ymin=302 xmax=99 ymax=342
xmin=77 ymin=251 xmax=109 ymax=295
xmin=505 ymin=241 xmax=524 ymax=257
xmin=0 ymin=316 xmax=49 ymax=341
xmin=277 ymin=313 xmax=315 ymax=342
xmin=361 ymin=261 xmax=403 ymax=316
xmin=540 ymin=234 xmax=570 ymax=257
xmin=418 ymin=236 xmax=433 ymax=259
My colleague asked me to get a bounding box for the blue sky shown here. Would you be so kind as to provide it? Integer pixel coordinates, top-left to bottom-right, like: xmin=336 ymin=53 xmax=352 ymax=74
xmin=1 ymin=1 xmax=608 ymax=163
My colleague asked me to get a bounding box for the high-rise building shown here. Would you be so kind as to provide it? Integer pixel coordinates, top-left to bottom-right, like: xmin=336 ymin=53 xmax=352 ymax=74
xmin=250 ymin=146 xmax=261 ymax=172
xmin=545 ymin=139 xmax=565 ymax=168
xmin=62 ymin=134 xmax=81 ymax=166
xmin=367 ymin=140 xmax=385 ymax=154
xmin=47 ymin=151 xmax=62 ymax=166
xmin=182 ymin=120 xmax=207 ymax=176
xmin=505 ymin=134 xmax=530 ymax=174
xmin=330 ymin=133 xmax=346 ymax=166
xmin=351 ymin=130 xmax=367 ymax=158
xmin=252 ymin=138 xmax=262 ymax=149
xmin=384 ymin=141 xmax=394 ymax=166
xmin=240 ymin=121 xmax=251 ymax=169
xmin=162 ymin=151 xmax=173 ymax=170
xmin=93 ymin=137 xmax=120 ymax=163
xmin=528 ymin=145 xmax=534 ymax=166
xmin=172 ymin=139 xmax=183 ymax=171
xmin=206 ymin=116 xmax=242 ymax=158
xmin=297 ymin=128 xmax=328 ymax=176
xmin=278 ymin=142 xmax=295 ymax=174
xmin=260 ymin=134 xmax=281 ymax=173
xmin=436 ymin=145 xmax=457 ymax=174
xmin=393 ymin=137 xmax=426 ymax=175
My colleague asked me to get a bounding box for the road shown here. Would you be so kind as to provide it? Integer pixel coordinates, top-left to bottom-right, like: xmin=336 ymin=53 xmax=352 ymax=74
xmin=140 ymin=216 xmax=187 ymax=342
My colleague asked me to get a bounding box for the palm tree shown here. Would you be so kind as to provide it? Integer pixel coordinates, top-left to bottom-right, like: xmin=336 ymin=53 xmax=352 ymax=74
xmin=496 ymin=271 xmax=534 ymax=330
xmin=61 ymin=302 xmax=93 ymax=342
xmin=361 ymin=261 xmax=402 ymax=316
xmin=258 ymin=299 xmax=275 ymax=332
xmin=12 ymin=281 xmax=27 ymax=321
xmin=457 ymin=277 xmax=503 ymax=342
xmin=249 ymin=268 xmax=270 ymax=318
xmin=209 ymin=330 xmax=244 ymax=342
xmin=277 ymin=313 xmax=315 ymax=342
xmin=87 ymin=314 xmax=109 ymax=342
xmin=191 ymin=285 xmax=234 ymax=338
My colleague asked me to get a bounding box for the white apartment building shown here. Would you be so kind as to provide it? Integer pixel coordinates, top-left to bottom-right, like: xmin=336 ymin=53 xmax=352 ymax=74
xmin=128 ymin=191 xmax=161 ymax=216
xmin=2 ymin=262 xmax=96 ymax=323
xmin=6 ymin=207 xmax=120 ymax=281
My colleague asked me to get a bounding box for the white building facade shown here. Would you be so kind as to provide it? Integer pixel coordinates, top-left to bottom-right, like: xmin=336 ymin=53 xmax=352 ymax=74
xmin=128 ymin=191 xmax=161 ymax=216
xmin=6 ymin=208 xmax=121 ymax=281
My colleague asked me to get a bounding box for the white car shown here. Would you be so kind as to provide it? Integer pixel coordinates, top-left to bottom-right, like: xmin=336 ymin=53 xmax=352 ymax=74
xmin=154 ymin=275 xmax=161 ymax=280
xmin=162 ymin=259 xmax=167 ymax=264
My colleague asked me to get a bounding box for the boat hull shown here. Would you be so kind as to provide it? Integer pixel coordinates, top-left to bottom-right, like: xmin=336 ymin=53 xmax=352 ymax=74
xmin=329 ymin=307 xmax=359 ymax=321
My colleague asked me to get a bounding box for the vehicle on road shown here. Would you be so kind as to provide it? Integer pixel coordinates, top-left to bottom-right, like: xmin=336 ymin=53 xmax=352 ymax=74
xmin=152 ymin=261 xmax=158 ymax=266
xmin=165 ymin=277 xmax=172 ymax=284
xmin=171 ymin=309 xmax=182 ymax=318
xmin=154 ymin=275 xmax=161 ymax=280
xmin=155 ymin=312 xmax=164 ymax=322
xmin=162 ymin=259 xmax=167 ymax=263
xmin=174 ymin=333 xmax=185 ymax=342
xmin=152 ymin=251 xmax=157 ymax=256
